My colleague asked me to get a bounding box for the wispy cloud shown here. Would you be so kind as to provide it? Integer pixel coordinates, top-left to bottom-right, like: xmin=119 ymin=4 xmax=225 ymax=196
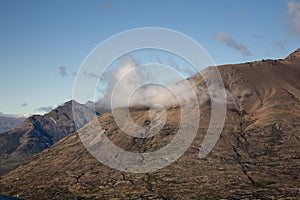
xmin=99 ymin=0 xmax=113 ymax=12
xmin=288 ymin=0 xmax=300 ymax=15
xmin=275 ymin=40 xmax=286 ymax=51
xmin=287 ymin=0 xmax=300 ymax=37
xmin=34 ymin=106 xmax=53 ymax=113
xmin=58 ymin=66 xmax=67 ymax=77
xmin=20 ymin=103 xmax=28 ymax=107
xmin=252 ymin=35 xmax=264 ymax=39
xmin=215 ymin=33 xmax=251 ymax=56
xmin=83 ymin=70 xmax=100 ymax=79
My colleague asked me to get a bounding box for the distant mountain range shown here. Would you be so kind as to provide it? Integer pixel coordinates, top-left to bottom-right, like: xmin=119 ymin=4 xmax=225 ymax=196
xmin=0 ymin=100 xmax=105 ymax=175
xmin=0 ymin=49 xmax=300 ymax=199
xmin=0 ymin=116 xmax=26 ymax=134
xmin=0 ymin=113 xmax=31 ymax=118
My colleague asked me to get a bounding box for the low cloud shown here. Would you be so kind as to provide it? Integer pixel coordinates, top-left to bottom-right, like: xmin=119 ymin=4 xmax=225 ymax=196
xmin=96 ymin=54 xmax=228 ymax=110
xmin=34 ymin=106 xmax=53 ymax=113
xmin=215 ymin=33 xmax=251 ymax=56
xmin=287 ymin=0 xmax=300 ymax=37
xmin=20 ymin=103 xmax=28 ymax=107
xmin=58 ymin=66 xmax=67 ymax=77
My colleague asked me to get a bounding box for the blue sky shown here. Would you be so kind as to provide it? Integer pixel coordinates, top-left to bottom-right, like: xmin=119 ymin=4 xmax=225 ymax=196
xmin=1 ymin=0 xmax=300 ymax=115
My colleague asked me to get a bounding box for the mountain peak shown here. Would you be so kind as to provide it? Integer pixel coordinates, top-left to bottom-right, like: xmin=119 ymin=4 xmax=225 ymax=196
xmin=0 ymin=99 xmax=97 ymax=175
xmin=284 ymin=48 xmax=300 ymax=62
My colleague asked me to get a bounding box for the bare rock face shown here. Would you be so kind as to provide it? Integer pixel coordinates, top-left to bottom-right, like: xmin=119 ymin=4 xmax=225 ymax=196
xmin=0 ymin=100 xmax=99 ymax=175
xmin=0 ymin=50 xmax=300 ymax=199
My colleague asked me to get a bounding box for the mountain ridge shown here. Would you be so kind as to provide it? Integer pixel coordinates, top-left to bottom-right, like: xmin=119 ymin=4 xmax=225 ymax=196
xmin=0 ymin=50 xmax=299 ymax=199
xmin=0 ymin=100 xmax=100 ymax=175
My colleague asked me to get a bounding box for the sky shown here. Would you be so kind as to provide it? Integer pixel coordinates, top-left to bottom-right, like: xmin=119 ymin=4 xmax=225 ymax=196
xmin=1 ymin=0 xmax=300 ymax=115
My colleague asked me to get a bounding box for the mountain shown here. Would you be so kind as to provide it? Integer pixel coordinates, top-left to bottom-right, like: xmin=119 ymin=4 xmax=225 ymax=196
xmin=0 ymin=50 xmax=300 ymax=199
xmin=0 ymin=100 xmax=100 ymax=175
xmin=0 ymin=116 xmax=26 ymax=134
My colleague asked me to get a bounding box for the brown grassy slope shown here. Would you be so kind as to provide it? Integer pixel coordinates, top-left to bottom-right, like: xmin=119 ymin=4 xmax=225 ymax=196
xmin=0 ymin=50 xmax=300 ymax=199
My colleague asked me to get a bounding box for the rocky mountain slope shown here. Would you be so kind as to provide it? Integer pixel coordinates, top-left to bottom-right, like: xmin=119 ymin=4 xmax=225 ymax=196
xmin=0 ymin=100 xmax=99 ymax=175
xmin=0 ymin=50 xmax=299 ymax=199
xmin=0 ymin=116 xmax=25 ymax=134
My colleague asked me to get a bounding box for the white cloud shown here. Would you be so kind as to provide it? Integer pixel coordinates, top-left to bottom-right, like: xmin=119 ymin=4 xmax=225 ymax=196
xmin=34 ymin=106 xmax=53 ymax=113
xmin=96 ymin=54 xmax=229 ymax=110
